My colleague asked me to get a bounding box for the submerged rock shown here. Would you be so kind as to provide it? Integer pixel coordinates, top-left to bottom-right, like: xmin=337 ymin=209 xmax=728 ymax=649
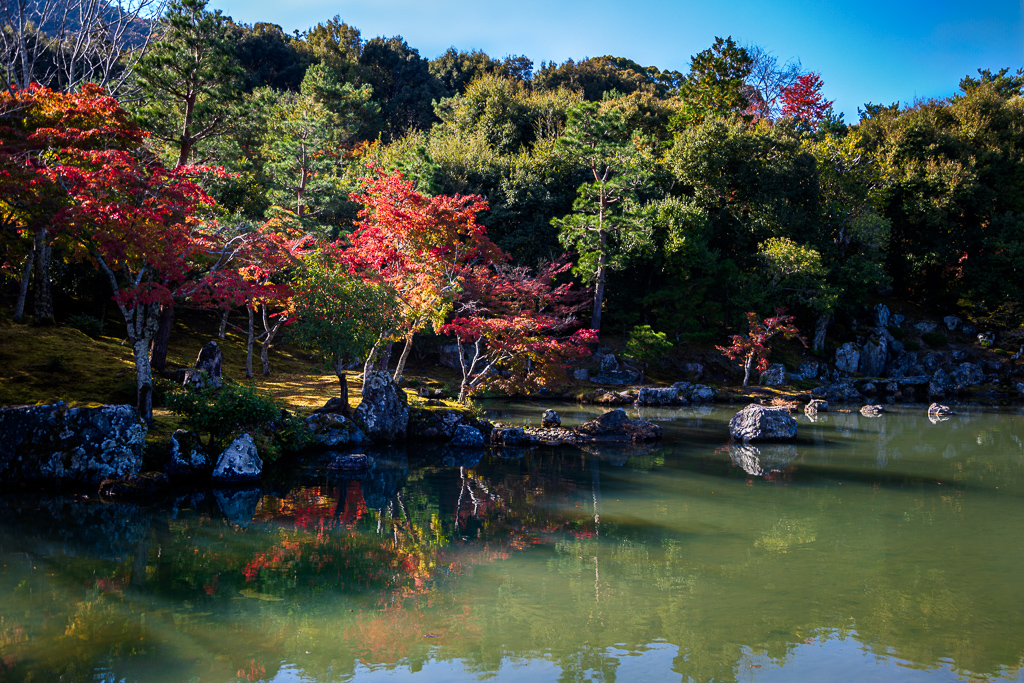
xmin=728 ymin=404 xmax=798 ymax=442
xmin=211 ymin=434 xmax=262 ymax=482
xmin=575 ymin=409 xmax=662 ymax=442
xmin=0 ymin=402 xmax=146 ymax=485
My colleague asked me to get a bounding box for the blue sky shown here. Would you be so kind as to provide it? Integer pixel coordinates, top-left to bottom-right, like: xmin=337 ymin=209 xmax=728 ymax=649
xmin=211 ymin=0 xmax=1023 ymax=122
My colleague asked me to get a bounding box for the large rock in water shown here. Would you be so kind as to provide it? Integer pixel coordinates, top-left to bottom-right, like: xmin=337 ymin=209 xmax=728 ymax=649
xmin=728 ymin=404 xmax=798 ymax=442
xmin=354 ymin=372 xmax=410 ymax=442
xmin=211 ymin=434 xmax=262 ymax=482
xmin=0 ymin=403 xmax=145 ymax=485
xmin=575 ymin=409 xmax=662 ymax=442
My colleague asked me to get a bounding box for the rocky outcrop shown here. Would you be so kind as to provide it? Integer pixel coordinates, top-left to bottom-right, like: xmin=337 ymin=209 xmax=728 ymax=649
xmin=835 ymin=343 xmax=860 ymax=375
xmin=859 ymin=336 xmax=888 ymax=376
xmin=492 ymin=427 xmax=529 ymax=446
xmin=635 ymin=387 xmax=683 ymax=405
xmin=728 ymin=404 xmax=797 ymax=442
xmin=943 ymin=316 xmax=961 ymax=331
xmin=952 ymin=362 xmax=984 ymax=387
xmin=183 ymin=341 xmax=223 ymax=390
xmin=590 ymin=369 xmax=640 ymax=385
xmin=354 ymin=372 xmax=410 ymax=442
xmin=795 ymin=360 xmax=820 ymax=381
xmin=811 ymin=382 xmax=861 ymax=401
xmin=211 ymin=434 xmax=262 ymax=482
xmin=576 ymin=409 xmax=662 ymax=442
xmin=874 ymin=304 xmax=890 ymax=328
xmin=542 ymin=409 xmax=561 ymax=427
xmin=759 ymin=363 xmax=786 ymax=386
xmin=0 ymin=403 xmax=146 ymax=485
xmin=408 ymin=407 xmax=491 ymax=440
xmin=450 ymin=425 xmax=485 ymax=447
xmin=305 ymin=412 xmax=369 ymax=447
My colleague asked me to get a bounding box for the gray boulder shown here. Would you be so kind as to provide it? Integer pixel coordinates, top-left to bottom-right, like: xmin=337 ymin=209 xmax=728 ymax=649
xmin=796 ymin=360 xmax=820 ymax=380
xmin=599 ymin=353 xmax=619 ymax=373
xmin=166 ymin=429 xmax=209 ymax=477
xmin=759 ymin=363 xmax=787 ymax=386
xmin=835 ymin=342 xmax=861 ymax=375
xmin=860 ymin=405 xmax=885 ymax=416
xmin=211 ymin=434 xmax=262 ymax=482
xmin=439 ymin=342 xmax=478 ymax=370
xmin=450 ymin=425 xmax=485 ymax=447
xmin=542 ymin=409 xmax=561 ymax=427
xmin=728 ymin=404 xmax=798 ymax=442
xmin=891 ymin=313 xmax=905 ymax=328
xmin=492 ymin=427 xmax=529 ymax=446
xmin=635 ymin=387 xmax=682 ymax=405
xmin=183 ymin=341 xmax=223 ymax=390
xmin=952 ymin=362 xmax=984 ymax=387
xmin=305 ymin=412 xmax=369 ymax=447
xmin=572 ymin=367 xmax=590 ymax=381
xmin=914 ymin=321 xmax=937 ymax=335
xmin=576 ymin=409 xmax=661 ymax=442
xmin=928 ymin=403 xmax=955 ymax=416
xmin=874 ymin=303 xmax=890 ymax=328
xmin=0 ymin=403 xmax=145 ymax=485
xmin=590 ymin=369 xmax=640 ymax=385
xmin=327 ymin=453 xmax=370 ymax=473
xmin=811 ymin=382 xmax=861 ymax=401
xmin=690 ymin=384 xmax=716 ymax=403
xmin=859 ymin=337 xmax=888 ymax=376
xmin=943 ymin=316 xmax=961 ymax=331
xmin=354 ymin=372 xmax=410 ymax=442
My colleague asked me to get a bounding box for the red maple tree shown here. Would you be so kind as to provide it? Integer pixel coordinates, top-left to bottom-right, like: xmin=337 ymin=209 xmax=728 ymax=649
xmin=716 ymin=310 xmax=805 ymax=386
xmin=780 ymin=73 xmax=834 ymax=125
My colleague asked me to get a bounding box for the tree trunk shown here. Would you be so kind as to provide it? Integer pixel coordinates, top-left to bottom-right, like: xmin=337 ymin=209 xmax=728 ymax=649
xmin=218 ymin=308 xmax=229 ymax=338
xmin=590 ymin=229 xmax=608 ymax=334
xmin=13 ymin=246 xmax=33 ymax=323
xmin=392 ymin=332 xmax=414 ymax=383
xmin=813 ymin=314 xmax=831 ymax=353
xmin=361 ymin=339 xmax=385 ymax=392
xmin=260 ymin=307 xmax=284 ymax=377
xmin=133 ymin=335 xmax=155 ymax=423
xmin=245 ymin=304 xmax=254 ymax=379
xmin=334 ymin=358 xmax=350 ymax=416
xmin=32 ymin=229 xmax=53 ymax=326
xmin=149 ymin=303 xmax=175 ymax=373
xmin=743 ymin=354 xmax=754 ymax=387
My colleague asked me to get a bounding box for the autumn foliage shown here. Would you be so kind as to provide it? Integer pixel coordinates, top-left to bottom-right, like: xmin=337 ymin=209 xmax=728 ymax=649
xmin=780 ymin=72 xmax=833 ymax=124
xmin=716 ymin=310 xmax=805 ymax=386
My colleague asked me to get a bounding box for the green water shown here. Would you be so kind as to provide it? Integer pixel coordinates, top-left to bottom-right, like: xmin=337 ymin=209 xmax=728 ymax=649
xmin=1 ymin=403 xmax=1023 ymax=682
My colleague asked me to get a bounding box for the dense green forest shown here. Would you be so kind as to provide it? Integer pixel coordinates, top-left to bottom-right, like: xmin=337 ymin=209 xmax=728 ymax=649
xmin=3 ymin=0 xmax=1023 ymax=383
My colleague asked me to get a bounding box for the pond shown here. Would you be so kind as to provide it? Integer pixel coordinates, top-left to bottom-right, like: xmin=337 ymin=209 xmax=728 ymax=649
xmin=1 ymin=402 xmax=1023 ymax=682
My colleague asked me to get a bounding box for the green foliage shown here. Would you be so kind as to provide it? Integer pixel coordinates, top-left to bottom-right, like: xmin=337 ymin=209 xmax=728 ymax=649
xmin=904 ymin=339 xmax=921 ymax=352
xmin=167 ymin=382 xmax=279 ymax=453
xmin=66 ymin=315 xmax=104 ymax=338
xmin=922 ymin=332 xmax=948 ymax=348
xmin=625 ymin=325 xmax=673 ymax=364
xmin=675 ymin=37 xmax=753 ymax=127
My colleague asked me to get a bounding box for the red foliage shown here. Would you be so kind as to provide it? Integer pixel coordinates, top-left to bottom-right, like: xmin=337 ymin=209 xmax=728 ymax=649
xmin=716 ymin=310 xmax=805 ymax=386
xmin=781 ymin=73 xmax=833 ymax=124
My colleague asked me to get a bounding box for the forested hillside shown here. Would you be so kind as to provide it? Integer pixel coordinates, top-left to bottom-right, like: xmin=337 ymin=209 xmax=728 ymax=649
xmin=3 ymin=0 xmax=1023 ymax=413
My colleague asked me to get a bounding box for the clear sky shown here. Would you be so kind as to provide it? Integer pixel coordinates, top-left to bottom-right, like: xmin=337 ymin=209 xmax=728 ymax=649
xmin=210 ymin=0 xmax=1024 ymax=122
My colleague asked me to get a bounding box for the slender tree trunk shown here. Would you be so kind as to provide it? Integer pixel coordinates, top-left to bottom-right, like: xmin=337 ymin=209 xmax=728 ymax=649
xmin=334 ymin=357 xmax=350 ymax=416
xmin=218 ymin=308 xmax=230 ymax=338
xmin=245 ymin=304 xmax=254 ymax=379
xmin=260 ymin=307 xmax=284 ymax=377
xmin=149 ymin=303 xmax=174 ymax=373
xmin=813 ymin=314 xmax=831 ymax=353
xmin=361 ymin=338 xmax=386 ymax=392
xmin=743 ymin=354 xmax=754 ymax=387
xmin=392 ymin=332 xmax=414 ymax=383
xmin=13 ymin=246 xmax=33 ymax=323
xmin=32 ymin=229 xmax=53 ymax=326
xmin=590 ymin=229 xmax=608 ymax=334
xmin=133 ymin=334 xmax=155 ymax=423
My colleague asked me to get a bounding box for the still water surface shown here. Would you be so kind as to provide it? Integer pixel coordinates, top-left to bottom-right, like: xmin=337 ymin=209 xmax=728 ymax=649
xmin=1 ymin=402 xmax=1023 ymax=682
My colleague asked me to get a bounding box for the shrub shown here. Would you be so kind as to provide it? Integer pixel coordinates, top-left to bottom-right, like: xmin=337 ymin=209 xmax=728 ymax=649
xmin=922 ymin=332 xmax=947 ymax=348
xmin=887 ymin=325 xmax=905 ymax=340
xmin=904 ymin=340 xmax=921 ymax=352
xmin=67 ymin=314 xmax=104 ymax=338
xmin=167 ymin=383 xmax=281 ymax=454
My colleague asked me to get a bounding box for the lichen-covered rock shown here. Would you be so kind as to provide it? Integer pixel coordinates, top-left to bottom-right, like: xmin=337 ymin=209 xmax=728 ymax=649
xmin=183 ymin=341 xmax=223 ymax=390
xmin=759 ymin=363 xmax=787 ymax=386
xmin=575 ymin=409 xmax=662 ymax=442
xmin=835 ymin=343 xmax=861 ymax=375
xmin=211 ymin=434 xmax=262 ymax=482
xmin=166 ymin=429 xmax=209 ymax=477
xmin=599 ymin=353 xmax=619 ymax=373
xmin=305 ymin=412 xmax=369 ymax=447
xmin=354 ymin=372 xmax=410 ymax=442
xmin=572 ymin=367 xmax=590 ymax=381
xmin=635 ymin=387 xmax=683 ymax=405
xmin=450 ymin=425 xmax=485 ymax=447
xmin=542 ymin=409 xmax=561 ymax=427
xmin=805 ymin=399 xmax=828 ymax=415
xmin=859 ymin=337 xmax=888 ymax=376
xmin=691 ymin=385 xmax=716 ymax=402
xmin=952 ymin=362 xmax=984 ymax=387
xmin=944 ymin=315 xmax=961 ymax=331
xmin=594 ymin=389 xmax=630 ymax=405
xmin=796 ymin=360 xmax=820 ymax=380
xmin=874 ymin=304 xmax=890 ymax=328
xmin=728 ymin=404 xmax=797 ymax=442
xmin=0 ymin=402 xmax=146 ymax=485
